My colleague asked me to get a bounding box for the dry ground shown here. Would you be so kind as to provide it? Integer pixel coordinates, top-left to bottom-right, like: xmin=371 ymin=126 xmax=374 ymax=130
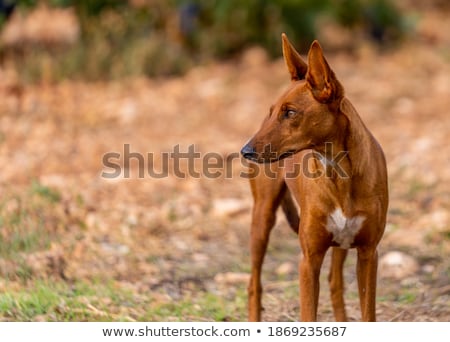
xmin=0 ymin=12 xmax=449 ymax=322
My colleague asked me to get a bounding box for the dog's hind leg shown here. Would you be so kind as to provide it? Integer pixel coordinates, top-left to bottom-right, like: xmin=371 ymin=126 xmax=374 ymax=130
xmin=281 ymin=189 xmax=299 ymax=234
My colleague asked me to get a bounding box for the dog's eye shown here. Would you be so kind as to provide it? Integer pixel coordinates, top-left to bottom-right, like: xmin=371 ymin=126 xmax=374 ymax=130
xmin=284 ymin=109 xmax=297 ymax=119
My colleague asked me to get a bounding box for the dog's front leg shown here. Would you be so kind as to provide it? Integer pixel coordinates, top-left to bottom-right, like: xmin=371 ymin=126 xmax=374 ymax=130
xmin=299 ymin=242 xmax=327 ymax=321
xmin=356 ymin=246 xmax=378 ymax=322
xmin=329 ymin=247 xmax=348 ymax=321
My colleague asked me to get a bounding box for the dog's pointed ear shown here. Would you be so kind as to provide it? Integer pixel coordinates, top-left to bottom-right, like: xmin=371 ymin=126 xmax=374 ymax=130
xmin=282 ymin=33 xmax=307 ymax=81
xmin=306 ymin=40 xmax=343 ymax=103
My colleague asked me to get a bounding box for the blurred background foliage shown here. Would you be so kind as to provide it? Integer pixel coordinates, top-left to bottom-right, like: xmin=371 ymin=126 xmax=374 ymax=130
xmin=0 ymin=0 xmax=408 ymax=81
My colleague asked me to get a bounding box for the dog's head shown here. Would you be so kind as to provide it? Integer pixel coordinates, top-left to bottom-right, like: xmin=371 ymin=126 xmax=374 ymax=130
xmin=241 ymin=34 xmax=346 ymax=163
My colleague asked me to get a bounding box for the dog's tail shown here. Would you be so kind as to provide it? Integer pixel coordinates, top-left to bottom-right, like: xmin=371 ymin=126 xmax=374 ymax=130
xmin=281 ymin=189 xmax=299 ymax=234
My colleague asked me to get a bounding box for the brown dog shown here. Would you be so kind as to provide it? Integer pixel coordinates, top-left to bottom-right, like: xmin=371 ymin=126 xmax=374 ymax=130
xmin=241 ymin=34 xmax=388 ymax=322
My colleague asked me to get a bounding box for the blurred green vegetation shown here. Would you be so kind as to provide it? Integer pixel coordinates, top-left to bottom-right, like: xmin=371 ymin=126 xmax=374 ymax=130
xmin=0 ymin=181 xmax=61 ymax=261
xmin=0 ymin=279 xmax=248 ymax=321
xmin=4 ymin=0 xmax=406 ymax=81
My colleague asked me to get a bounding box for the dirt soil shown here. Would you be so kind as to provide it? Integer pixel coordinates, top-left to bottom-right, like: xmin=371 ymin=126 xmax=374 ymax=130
xmin=0 ymin=10 xmax=449 ymax=322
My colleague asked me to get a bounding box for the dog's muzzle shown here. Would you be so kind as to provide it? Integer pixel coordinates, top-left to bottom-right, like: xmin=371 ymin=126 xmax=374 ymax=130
xmin=240 ymin=142 xmax=259 ymax=162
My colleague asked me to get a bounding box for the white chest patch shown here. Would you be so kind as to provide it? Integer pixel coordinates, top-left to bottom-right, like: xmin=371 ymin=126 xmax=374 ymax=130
xmin=326 ymin=208 xmax=365 ymax=249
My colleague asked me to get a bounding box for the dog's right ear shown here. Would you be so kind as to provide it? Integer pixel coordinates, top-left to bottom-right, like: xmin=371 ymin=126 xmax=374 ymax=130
xmin=282 ymin=33 xmax=307 ymax=81
xmin=306 ymin=40 xmax=343 ymax=103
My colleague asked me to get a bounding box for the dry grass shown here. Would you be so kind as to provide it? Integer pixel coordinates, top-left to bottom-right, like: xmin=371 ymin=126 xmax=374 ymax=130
xmin=0 ymin=8 xmax=449 ymax=322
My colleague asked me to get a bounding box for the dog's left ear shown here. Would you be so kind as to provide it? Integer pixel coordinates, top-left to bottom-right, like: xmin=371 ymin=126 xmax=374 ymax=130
xmin=282 ymin=33 xmax=307 ymax=81
xmin=306 ymin=40 xmax=343 ymax=103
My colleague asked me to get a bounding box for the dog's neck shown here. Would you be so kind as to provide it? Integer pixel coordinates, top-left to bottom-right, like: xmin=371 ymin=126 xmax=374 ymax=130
xmin=314 ymin=97 xmax=384 ymax=198
xmin=340 ymin=97 xmax=387 ymax=197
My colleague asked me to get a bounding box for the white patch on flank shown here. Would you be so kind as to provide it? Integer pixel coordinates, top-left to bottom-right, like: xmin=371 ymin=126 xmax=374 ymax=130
xmin=326 ymin=208 xmax=365 ymax=249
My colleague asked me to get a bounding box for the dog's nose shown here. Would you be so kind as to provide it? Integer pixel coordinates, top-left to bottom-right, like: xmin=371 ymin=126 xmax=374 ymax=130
xmin=241 ymin=142 xmax=258 ymax=161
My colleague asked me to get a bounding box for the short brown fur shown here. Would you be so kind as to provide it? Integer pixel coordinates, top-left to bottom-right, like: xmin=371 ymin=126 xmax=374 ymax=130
xmin=241 ymin=34 xmax=388 ymax=322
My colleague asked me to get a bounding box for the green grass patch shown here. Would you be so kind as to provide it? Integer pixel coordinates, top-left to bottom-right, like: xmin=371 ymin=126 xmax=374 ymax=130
xmin=0 ymin=282 xmax=61 ymax=320
xmin=0 ymin=182 xmax=62 ymax=260
xmin=30 ymin=181 xmax=61 ymax=203
xmin=0 ymin=280 xmax=247 ymax=322
xmin=397 ymin=292 xmax=417 ymax=304
xmin=143 ymin=290 xmax=247 ymax=322
xmin=0 ymin=280 xmax=139 ymax=321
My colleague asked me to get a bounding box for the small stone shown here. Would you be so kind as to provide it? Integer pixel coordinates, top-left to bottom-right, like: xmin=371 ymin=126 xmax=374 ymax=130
xmin=119 ymin=99 xmax=138 ymax=124
xmin=214 ymin=272 xmax=250 ymax=285
xmin=192 ymin=253 xmax=209 ymax=263
xmin=212 ymin=198 xmax=249 ymax=217
xmin=422 ymin=264 xmax=435 ymax=274
xmin=276 ymin=262 xmax=295 ymax=276
xmin=379 ymin=251 xmax=419 ymax=279
xmin=100 ymin=242 xmax=130 ymax=256
xmin=34 ymin=315 xmax=47 ymax=322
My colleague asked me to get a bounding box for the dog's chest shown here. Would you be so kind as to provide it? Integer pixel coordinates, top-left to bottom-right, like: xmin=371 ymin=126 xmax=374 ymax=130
xmin=325 ymin=208 xmax=365 ymax=249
